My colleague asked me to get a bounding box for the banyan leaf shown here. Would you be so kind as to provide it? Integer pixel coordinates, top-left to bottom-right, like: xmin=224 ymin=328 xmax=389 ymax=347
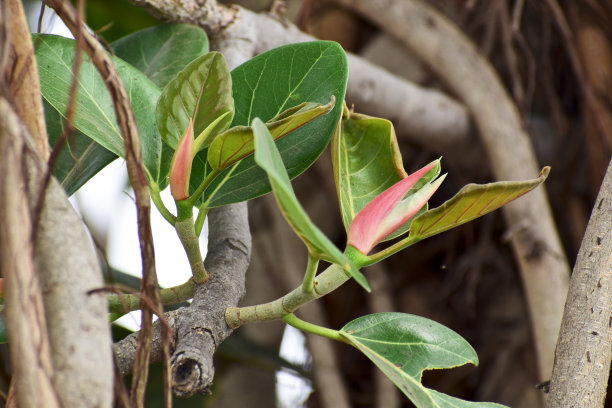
xmin=34 ymin=34 xmax=171 ymax=189
xmin=409 ymin=167 xmax=550 ymax=240
xmin=190 ymin=41 xmax=348 ymax=207
xmin=111 ymin=23 xmax=209 ymax=88
xmin=332 ymin=110 xmax=440 ymax=241
xmin=208 ymin=98 xmax=335 ymax=171
xmin=340 ymin=313 xmax=508 ymax=408
xmin=44 ymin=99 xmax=118 ymax=195
xmin=155 ymin=52 xmax=234 ymax=151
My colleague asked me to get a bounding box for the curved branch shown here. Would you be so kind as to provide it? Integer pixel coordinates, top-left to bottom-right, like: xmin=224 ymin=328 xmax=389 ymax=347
xmin=333 ymin=0 xmax=570 ymax=380
xmin=0 ymin=99 xmax=61 ymax=408
xmin=126 ymin=0 xmax=474 ymax=164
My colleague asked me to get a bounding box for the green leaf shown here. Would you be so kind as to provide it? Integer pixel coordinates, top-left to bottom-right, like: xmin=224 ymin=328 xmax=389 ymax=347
xmin=208 ymin=98 xmax=335 ymax=171
xmin=44 ymin=100 xmax=118 ymax=195
xmin=332 ymin=112 xmax=406 ymax=227
xmin=34 ymin=34 xmax=172 ymax=189
xmin=111 ymin=23 xmax=209 ymax=88
xmin=191 ymin=41 xmax=348 ymax=207
xmin=156 ymin=52 xmax=234 ymax=151
xmin=253 ymin=118 xmax=369 ymax=291
xmin=340 ymin=313 xmax=507 ymax=408
xmin=332 ymin=111 xmax=441 ymax=240
xmin=409 ymin=167 xmax=550 ymax=240
xmin=0 ymin=315 xmax=7 ymax=344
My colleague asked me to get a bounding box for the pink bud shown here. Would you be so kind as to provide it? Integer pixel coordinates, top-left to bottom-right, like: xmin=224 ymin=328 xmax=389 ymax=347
xmin=347 ymin=161 xmax=443 ymax=255
xmin=170 ymin=120 xmax=194 ymax=201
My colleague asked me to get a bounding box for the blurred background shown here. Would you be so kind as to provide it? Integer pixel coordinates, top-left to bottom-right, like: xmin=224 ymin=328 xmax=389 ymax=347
xmin=14 ymin=0 xmax=612 ymax=407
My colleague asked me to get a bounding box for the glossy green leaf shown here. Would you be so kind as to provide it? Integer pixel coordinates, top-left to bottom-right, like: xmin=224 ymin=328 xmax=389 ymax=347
xmin=156 ymin=52 xmax=234 ymax=151
xmin=190 ymin=41 xmax=348 ymax=207
xmin=340 ymin=313 xmax=507 ymax=408
xmin=44 ymin=100 xmax=118 ymax=195
xmin=112 ymin=23 xmax=209 ymax=88
xmin=208 ymin=98 xmax=335 ymax=170
xmin=253 ymin=118 xmax=369 ymax=291
xmin=34 ymin=34 xmax=172 ymax=189
xmin=409 ymin=167 xmax=550 ymax=240
xmin=332 ymin=111 xmax=440 ymax=240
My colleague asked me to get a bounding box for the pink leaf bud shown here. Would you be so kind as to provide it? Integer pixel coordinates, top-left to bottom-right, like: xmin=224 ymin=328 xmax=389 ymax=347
xmin=170 ymin=120 xmax=194 ymax=201
xmin=347 ymin=161 xmax=443 ymax=255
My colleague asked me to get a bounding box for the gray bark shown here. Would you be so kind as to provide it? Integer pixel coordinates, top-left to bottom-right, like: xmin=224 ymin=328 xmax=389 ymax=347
xmin=547 ymin=158 xmax=612 ymax=407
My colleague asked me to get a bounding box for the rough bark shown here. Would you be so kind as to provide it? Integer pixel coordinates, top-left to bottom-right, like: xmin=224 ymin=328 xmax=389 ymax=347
xmin=547 ymin=158 xmax=612 ymax=407
xmin=333 ymin=0 xmax=570 ymax=381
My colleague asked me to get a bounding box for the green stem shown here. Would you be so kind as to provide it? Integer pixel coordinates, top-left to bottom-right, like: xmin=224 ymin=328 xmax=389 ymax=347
xmin=175 ymin=214 xmax=208 ymax=283
xmin=362 ymin=234 xmax=424 ymax=266
xmin=282 ymin=313 xmax=348 ymax=344
xmin=194 ymin=205 xmax=208 ymax=237
xmin=151 ymin=189 xmax=176 ymax=225
xmin=108 ymin=278 xmax=195 ymax=315
xmin=225 ymin=263 xmax=351 ymax=328
xmin=185 ymin=168 xmax=221 ymax=208
xmin=301 ymin=253 xmax=319 ymax=293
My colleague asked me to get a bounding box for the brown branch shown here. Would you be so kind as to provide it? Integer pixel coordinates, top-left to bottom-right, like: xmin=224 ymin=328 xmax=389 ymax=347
xmin=332 ymin=0 xmax=570 ymax=381
xmin=547 ymin=157 xmax=612 ymax=407
xmin=40 ymin=0 xmax=170 ymax=405
xmin=5 ymin=0 xmax=50 ymax=160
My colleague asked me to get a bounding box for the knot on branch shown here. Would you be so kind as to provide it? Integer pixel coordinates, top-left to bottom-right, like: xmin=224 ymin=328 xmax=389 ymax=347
xmin=171 ymin=346 xmax=214 ymax=397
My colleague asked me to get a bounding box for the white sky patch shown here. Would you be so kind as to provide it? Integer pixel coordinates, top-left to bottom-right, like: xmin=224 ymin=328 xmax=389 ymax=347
xmin=73 ymin=159 xmax=207 ymax=332
xmin=276 ymin=325 xmax=313 ymax=408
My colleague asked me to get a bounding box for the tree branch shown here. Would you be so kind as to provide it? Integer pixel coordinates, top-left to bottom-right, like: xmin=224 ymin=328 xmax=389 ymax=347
xmin=333 ymin=0 xmax=570 ymax=380
xmin=114 ymin=203 xmax=252 ymax=396
xmin=547 ymin=157 xmax=612 ymax=407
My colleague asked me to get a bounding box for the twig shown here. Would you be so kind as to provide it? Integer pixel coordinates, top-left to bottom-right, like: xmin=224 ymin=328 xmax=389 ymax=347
xmin=40 ymin=0 xmax=170 ymax=405
xmin=547 ymin=157 xmax=612 ymax=407
xmin=332 ymin=0 xmax=570 ymax=381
